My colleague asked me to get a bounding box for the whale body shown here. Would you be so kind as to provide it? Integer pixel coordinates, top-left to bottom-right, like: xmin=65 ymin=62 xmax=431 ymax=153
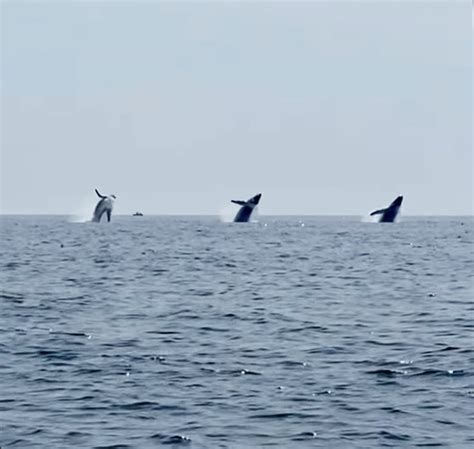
xmin=232 ymin=193 xmax=262 ymax=223
xmin=92 ymin=189 xmax=116 ymax=222
xmin=370 ymin=196 xmax=403 ymax=223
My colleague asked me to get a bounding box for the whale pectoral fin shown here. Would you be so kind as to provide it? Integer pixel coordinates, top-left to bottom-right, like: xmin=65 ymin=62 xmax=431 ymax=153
xmin=95 ymin=188 xmax=106 ymax=199
xmin=370 ymin=208 xmax=387 ymax=216
xmin=231 ymin=200 xmax=247 ymax=206
xmin=106 ymin=210 xmax=111 ymax=222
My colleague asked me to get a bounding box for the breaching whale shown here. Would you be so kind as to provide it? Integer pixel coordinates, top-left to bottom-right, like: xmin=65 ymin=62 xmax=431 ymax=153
xmin=92 ymin=189 xmax=116 ymax=222
xmin=232 ymin=193 xmax=262 ymax=223
xmin=370 ymin=196 xmax=403 ymax=223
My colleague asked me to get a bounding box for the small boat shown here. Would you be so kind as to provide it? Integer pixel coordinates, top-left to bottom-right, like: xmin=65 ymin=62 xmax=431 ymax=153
xmin=132 ymin=212 xmax=144 ymax=216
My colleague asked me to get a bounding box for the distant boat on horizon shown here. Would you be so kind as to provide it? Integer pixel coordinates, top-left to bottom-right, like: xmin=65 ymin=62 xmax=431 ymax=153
xmin=132 ymin=212 xmax=144 ymax=216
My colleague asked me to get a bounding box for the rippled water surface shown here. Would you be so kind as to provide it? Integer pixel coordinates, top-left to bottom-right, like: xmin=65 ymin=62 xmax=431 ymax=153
xmin=1 ymin=216 xmax=473 ymax=448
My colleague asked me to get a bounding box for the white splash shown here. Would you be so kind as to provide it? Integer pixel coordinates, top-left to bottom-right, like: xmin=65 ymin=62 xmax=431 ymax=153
xmin=250 ymin=206 xmax=260 ymax=223
xmin=219 ymin=204 xmax=237 ymax=223
xmin=361 ymin=213 xmax=377 ymax=223
xmin=69 ymin=197 xmax=96 ymax=223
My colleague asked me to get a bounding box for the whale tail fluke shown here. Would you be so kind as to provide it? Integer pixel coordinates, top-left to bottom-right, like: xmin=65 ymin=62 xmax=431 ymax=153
xmin=95 ymin=188 xmax=106 ymax=199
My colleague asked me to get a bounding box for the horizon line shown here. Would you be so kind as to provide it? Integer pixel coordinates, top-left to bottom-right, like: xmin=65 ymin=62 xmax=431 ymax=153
xmin=1 ymin=213 xmax=473 ymax=218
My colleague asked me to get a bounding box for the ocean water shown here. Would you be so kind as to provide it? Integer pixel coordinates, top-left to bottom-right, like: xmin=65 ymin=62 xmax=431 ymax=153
xmin=1 ymin=215 xmax=473 ymax=449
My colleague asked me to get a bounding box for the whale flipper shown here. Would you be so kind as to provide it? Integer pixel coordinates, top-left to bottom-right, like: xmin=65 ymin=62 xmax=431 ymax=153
xmin=106 ymin=209 xmax=111 ymax=222
xmin=231 ymin=200 xmax=247 ymax=206
xmin=95 ymin=188 xmax=106 ymax=199
xmin=370 ymin=208 xmax=387 ymax=216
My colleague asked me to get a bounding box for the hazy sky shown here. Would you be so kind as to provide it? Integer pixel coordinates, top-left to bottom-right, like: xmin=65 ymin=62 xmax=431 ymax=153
xmin=1 ymin=1 xmax=472 ymax=215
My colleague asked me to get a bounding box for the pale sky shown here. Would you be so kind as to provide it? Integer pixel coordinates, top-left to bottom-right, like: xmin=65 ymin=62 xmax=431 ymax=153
xmin=1 ymin=1 xmax=472 ymax=215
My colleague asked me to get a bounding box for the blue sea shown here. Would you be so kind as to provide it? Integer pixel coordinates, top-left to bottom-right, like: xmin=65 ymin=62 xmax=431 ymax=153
xmin=1 ymin=216 xmax=473 ymax=448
